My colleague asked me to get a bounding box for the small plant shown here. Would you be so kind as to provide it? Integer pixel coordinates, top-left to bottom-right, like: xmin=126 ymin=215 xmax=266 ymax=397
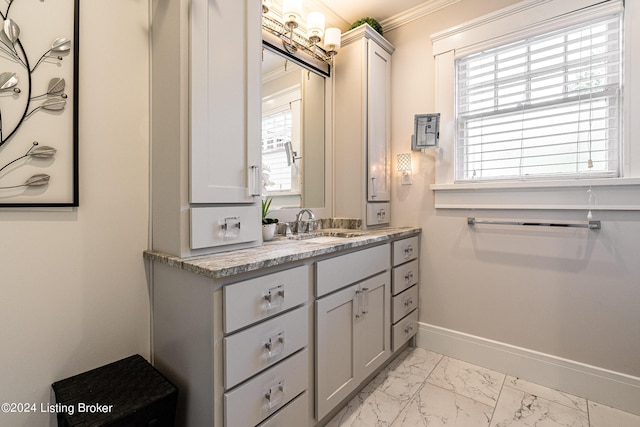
xmin=349 ymin=17 xmax=383 ymax=36
xmin=261 ymin=198 xmax=279 ymax=225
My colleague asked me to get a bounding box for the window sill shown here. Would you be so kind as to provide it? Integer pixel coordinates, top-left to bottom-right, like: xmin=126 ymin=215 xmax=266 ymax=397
xmin=430 ymin=177 xmax=640 ymax=211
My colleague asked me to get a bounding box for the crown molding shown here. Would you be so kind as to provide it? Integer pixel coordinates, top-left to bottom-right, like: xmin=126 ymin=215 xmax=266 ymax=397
xmin=380 ymin=0 xmax=461 ymax=32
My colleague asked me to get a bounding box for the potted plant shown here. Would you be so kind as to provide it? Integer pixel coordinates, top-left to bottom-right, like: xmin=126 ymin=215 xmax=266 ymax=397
xmin=349 ymin=17 xmax=383 ymax=36
xmin=261 ymin=198 xmax=279 ymax=241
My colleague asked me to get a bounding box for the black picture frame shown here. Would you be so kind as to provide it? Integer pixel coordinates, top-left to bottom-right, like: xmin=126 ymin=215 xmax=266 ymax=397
xmin=0 ymin=0 xmax=79 ymax=207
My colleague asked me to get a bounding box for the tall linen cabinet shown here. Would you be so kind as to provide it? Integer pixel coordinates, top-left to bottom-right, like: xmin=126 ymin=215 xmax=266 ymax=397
xmin=334 ymin=24 xmax=395 ymax=228
xmin=150 ymin=0 xmax=262 ymax=258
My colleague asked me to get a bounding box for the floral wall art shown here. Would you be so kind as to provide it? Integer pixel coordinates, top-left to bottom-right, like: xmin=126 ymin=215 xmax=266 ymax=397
xmin=0 ymin=0 xmax=78 ymax=207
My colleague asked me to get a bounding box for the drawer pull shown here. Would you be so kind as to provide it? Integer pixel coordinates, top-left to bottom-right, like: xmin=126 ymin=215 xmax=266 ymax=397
xmin=265 ymin=380 xmax=284 ymax=409
xmin=361 ymin=287 xmax=370 ymax=315
xmin=404 ymin=297 xmax=414 ymax=309
xmin=221 ymin=217 xmax=241 ymax=239
xmin=264 ymin=285 xmax=285 ymax=309
xmin=404 ymin=324 xmax=415 ymax=335
xmin=404 ymin=245 xmax=414 ymax=259
xmin=404 ymin=271 xmax=414 ymax=285
xmin=377 ymin=209 xmax=386 ymax=222
xmin=264 ymin=332 xmax=285 ymax=358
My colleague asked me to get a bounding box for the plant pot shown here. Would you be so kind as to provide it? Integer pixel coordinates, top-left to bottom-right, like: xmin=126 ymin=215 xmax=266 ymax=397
xmin=262 ymin=223 xmax=277 ymax=241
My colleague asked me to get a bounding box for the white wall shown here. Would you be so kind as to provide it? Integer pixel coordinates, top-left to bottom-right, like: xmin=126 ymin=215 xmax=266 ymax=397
xmin=386 ymin=0 xmax=640 ymax=380
xmin=0 ymin=1 xmax=150 ymax=426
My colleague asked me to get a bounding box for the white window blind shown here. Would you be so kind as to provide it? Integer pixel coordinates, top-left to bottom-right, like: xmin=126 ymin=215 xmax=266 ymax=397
xmin=455 ymin=13 xmax=622 ymax=182
xmin=262 ymin=109 xmax=293 ymax=192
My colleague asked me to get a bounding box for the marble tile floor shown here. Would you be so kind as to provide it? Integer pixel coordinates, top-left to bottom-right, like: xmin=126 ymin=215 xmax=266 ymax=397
xmin=326 ymin=347 xmax=640 ymax=427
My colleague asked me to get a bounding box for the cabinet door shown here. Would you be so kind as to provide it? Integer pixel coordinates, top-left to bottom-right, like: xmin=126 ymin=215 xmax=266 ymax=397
xmin=367 ymin=40 xmax=392 ymax=202
xmin=190 ymin=0 xmax=262 ymax=204
xmin=315 ymin=284 xmax=359 ymax=420
xmin=356 ymin=271 xmax=391 ymax=381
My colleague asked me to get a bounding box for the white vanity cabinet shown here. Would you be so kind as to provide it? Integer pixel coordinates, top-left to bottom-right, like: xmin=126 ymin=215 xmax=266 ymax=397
xmin=391 ymin=236 xmax=420 ymax=350
xmin=334 ymin=24 xmax=395 ymax=228
xmin=315 ymin=245 xmax=392 ymax=420
xmin=150 ymin=0 xmax=262 ymax=257
xmin=151 ymin=263 xmax=313 ymax=427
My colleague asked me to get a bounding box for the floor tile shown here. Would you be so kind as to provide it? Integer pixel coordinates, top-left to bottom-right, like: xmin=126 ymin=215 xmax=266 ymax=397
xmin=588 ymin=401 xmax=640 ymax=427
xmin=504 ymin=376 xmax=588 ymax=413
xmin=324 ymin=387 xmax=407 ymax=427
xmin=426 ymin=356 xmax=506 ymax=407
xmin=392 ymin=382 xmax=493 ymax=427
xmin=366 ymin=347 xmax=443 ymax=398
xmin=490 ymin=385 xmax=588 ymax=427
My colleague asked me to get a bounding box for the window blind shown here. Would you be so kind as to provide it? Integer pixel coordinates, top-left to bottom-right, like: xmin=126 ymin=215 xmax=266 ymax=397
xmin=455 ymin=13 xmax=622 ymax=182
xmin=262 ymin=109 xmax=293 ymax=192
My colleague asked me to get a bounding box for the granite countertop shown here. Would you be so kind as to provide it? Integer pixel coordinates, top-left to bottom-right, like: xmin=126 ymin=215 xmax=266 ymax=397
xmin=144 ymin=227 xmax=421 ymax=280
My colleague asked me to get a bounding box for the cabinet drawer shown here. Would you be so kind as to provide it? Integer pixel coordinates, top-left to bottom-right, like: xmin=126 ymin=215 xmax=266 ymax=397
xmin=392 ymin=236 xmax=419 ymax=266
xmin=316 ymin=244 xmax=390 ymax=297
xmin=224 ymin=349 xmax=308 ymax=427
xmin=224 ymin=265 xmax=309 ymax=333
xmin=257 ymin=391 xmax=308 ymax=427
xmin=366 ymin=202 xmax=390 ymax=226
xmin=392 ymin=286 xmax=418 ymax=324
xmin=392 ymin=259 xmax=419 ymax=295
xmin=224 ymin=306 xmax=309 ymax=390
xmin=190 ymin=206 xmax=261 ymax=250
xmin=392 ymin=309 xmax=418 ymax=351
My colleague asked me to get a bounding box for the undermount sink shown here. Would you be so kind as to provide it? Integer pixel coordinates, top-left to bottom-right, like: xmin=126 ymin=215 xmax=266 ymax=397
xmin=300 ymin=236 xmax=349 ymax=244
xmin=290 ymin=230 xmax=367 ymax=243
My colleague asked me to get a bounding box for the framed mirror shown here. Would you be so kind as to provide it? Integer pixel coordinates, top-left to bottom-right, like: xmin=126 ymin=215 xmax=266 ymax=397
xmin=261 ymin=45 xmax=330 ymax=217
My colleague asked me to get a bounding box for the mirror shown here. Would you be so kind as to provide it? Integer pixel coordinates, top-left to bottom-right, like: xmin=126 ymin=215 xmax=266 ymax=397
xmin=261 ymin=46 xmax=326 ymax=210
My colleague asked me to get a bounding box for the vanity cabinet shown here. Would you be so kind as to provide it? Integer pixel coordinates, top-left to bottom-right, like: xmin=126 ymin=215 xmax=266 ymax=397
xmin=148 ymin=229 xmax=420 ymax=426
xmin=150 ymin=0 xmax=262 ymax=257
xmin=315 ymin=245 xmax=391 ymax=420
xmin=334 ymin=24 xmax=395 ymax=228
xmin=151 ymin=263 xmax=313 ymax=427
xmin=391 ymin=236 xmax=420 ymax=350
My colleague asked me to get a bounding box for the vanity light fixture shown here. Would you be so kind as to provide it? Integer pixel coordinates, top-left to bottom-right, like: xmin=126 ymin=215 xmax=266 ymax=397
xmin=397 ymin=153 xmax=412 ymax=185
xmin=261 ymin=0 xmax=340 ymax=67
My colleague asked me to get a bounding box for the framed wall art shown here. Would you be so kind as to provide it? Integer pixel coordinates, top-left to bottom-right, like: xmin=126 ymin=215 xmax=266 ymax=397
xmin=0 ymin=0 xmax=79 ymax=207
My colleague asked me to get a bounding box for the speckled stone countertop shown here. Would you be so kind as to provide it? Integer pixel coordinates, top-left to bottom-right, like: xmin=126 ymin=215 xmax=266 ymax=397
xmin=144 ymin=226 xmax=421 ymax=280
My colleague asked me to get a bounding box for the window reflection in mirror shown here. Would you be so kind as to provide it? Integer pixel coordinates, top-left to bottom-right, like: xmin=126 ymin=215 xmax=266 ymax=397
xmin=262 ymin=47 xmax=325 ymax=210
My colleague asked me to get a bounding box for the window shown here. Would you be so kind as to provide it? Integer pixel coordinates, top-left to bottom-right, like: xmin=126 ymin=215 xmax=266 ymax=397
xmin=455 ymin=13 xmax=622 ymax=182
xmin=262 ymin=109 xmax=294 ymax=192
xmin=261 ymin=86 xmax=301 ymax=197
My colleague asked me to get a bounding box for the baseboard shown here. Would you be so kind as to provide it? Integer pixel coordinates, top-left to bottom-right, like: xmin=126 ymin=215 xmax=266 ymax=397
xmin=416 ymin=322 xmax=640 ymax=416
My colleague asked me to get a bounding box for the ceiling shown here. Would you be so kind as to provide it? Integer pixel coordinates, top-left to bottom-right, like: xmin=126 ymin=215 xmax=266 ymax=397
xmin=316 ymin=0 xmax=428 ymax=26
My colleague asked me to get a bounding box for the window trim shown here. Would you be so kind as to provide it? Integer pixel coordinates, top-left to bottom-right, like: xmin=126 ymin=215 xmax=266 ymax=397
xmin=429 ymin=0 xmax=640 ymax=211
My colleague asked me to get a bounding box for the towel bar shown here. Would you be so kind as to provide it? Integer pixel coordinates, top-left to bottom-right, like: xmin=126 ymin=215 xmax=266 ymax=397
xmin=467 ymin=217 xmax=601 ymax=230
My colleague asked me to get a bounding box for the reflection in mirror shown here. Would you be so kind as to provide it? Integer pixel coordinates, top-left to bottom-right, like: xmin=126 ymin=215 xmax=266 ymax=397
xmin=261 ymin=47 xmax=325 ymax=210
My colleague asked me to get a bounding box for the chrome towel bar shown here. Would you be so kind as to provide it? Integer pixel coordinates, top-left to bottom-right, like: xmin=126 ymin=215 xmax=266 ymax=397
xmin=467 ymin=217 xmax=601 ymax=230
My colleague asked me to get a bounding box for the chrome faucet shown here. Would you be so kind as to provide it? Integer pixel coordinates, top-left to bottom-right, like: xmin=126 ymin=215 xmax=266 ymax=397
xmin=296 ymin=208 xmax=315 ymax=223
xmin=295 ymin=209 xmax=316 ymax=234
